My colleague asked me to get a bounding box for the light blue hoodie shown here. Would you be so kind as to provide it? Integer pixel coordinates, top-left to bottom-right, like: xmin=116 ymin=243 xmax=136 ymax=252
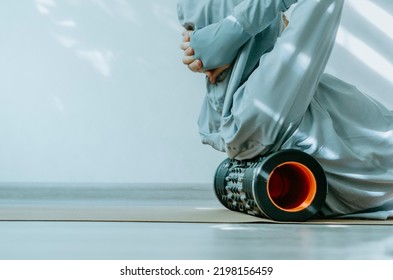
xmin=178 ymin=0 xmax=393 ymax=219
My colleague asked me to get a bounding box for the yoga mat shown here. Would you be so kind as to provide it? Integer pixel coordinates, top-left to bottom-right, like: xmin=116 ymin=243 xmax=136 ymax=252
xmin=0 ymin=183 xmax=392 ymax=224
xmin=1 ymin=204 xmax=393 ymax=225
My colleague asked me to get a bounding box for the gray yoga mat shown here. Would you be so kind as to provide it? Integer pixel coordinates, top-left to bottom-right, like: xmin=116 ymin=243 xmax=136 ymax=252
xmin=0 ymin=183 xmax=392 ymax=225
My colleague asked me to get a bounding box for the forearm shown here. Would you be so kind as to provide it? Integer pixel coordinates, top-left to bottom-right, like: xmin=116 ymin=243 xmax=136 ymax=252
xmin=190 ymin=0 xmax=297 ymax=70
xmin=234 ymin=0 xmax=297 ymax=36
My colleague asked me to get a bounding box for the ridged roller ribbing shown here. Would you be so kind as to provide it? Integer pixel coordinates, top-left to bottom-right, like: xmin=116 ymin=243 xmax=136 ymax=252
xmin=214 ymin=149 xmax=328 ymax=222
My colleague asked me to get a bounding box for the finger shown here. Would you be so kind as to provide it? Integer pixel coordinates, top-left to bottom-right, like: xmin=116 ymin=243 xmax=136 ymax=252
xmin=182 ymin=55 xmax=195 ymax=65
xmin=206 ymin=69 xmax=222 ymax=84
xmin=181 ymin=30 xmax=193 ymax=37
xmin=184 ymin=47 xmax=194 ymax=56
xmin=182 ymin=33 xmax=190 ymax=42
xmin=207 ymin=65 xmax=231 ymax=84
xmin=205 ymin=71 xmax=216 ymax=84
xmin=180 ymin=41 xmax=190 ymax=51
xmin=188 ymin=59 xmax=203 ymax=72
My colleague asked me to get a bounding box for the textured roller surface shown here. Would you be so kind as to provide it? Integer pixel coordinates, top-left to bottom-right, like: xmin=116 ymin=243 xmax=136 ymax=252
xmin=214 ymin=150 xmax=328 ymax=221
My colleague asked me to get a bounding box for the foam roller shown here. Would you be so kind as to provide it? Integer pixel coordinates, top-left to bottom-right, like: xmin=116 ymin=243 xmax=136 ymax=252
xmin=214 ymin=149 xmax=327 ymax=222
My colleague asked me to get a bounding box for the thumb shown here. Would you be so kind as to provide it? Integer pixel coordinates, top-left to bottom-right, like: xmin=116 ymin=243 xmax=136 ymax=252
xmin=205 ymin=70 xmax=219 ymax=84
xmin=206 ymin=65 xmax=230 ymax=84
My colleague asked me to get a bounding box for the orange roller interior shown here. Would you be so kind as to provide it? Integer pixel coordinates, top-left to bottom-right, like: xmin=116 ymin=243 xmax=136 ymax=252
xmin=267 ymin=162 xmax=317 ymax=212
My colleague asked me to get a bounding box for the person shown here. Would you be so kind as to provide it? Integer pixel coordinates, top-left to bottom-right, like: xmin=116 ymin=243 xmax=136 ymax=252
xmin=177 ymin=0 xmax=393 ymax=220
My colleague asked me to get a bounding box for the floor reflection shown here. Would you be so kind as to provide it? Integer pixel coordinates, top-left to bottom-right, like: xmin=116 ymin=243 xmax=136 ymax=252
xmin=2 ymin=221 xmax=392 ymax=260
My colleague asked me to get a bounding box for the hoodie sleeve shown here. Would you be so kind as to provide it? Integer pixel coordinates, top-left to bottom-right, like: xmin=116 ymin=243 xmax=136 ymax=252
xmin=190 ymin=0 xmax=297 ymax=70
xmin=234 ymin=0 xmax=297 ymax=36
xmin=220 ymin=0 xmax=344 ymax=159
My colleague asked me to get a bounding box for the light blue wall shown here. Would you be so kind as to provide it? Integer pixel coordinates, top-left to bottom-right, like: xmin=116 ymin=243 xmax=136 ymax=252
xmin=326 ymin=0 xmax=393 ymax=108
xmin=0 ymin=0 xmax=392 ymax=183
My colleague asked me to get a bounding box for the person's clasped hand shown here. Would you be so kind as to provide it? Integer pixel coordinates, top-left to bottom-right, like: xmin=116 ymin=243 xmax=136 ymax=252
xmin=180 ymin=17 xmax=250 ymax=84
xmin=180 ymin=29 xmax=231 ymax=84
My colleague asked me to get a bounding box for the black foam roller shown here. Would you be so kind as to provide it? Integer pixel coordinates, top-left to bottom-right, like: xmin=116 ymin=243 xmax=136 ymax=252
xmin=214 ymin=149 xmax=328 ymax=222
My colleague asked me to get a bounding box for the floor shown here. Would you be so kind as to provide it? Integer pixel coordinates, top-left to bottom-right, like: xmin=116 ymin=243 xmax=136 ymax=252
xmin=1 ymin=183 xmax=393 ymax=260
